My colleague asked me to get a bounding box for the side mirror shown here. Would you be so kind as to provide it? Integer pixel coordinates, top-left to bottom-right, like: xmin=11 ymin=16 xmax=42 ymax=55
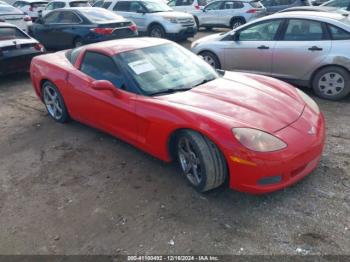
xmin=91 ymin=80 xmax=119 ymax=95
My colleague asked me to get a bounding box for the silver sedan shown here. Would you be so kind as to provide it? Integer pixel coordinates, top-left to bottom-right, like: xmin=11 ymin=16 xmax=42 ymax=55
xmin=191 ymin=11 xmax=350 ymax=100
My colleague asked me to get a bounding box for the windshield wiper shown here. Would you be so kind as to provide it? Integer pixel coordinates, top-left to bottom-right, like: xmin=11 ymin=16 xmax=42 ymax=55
xmin=149 ymin=87 xmax=192 ymax=96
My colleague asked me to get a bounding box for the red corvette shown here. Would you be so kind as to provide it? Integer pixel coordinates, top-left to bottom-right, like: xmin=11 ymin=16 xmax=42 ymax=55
xmin=30 ymin=38 xmax=325 ymax=194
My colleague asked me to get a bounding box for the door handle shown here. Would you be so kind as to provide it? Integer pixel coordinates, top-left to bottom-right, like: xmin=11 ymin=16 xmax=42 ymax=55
xmin=257 ymin=45 xmax=269 ymax=49
xmin=308 ymin=46 xmax=323 ymax=51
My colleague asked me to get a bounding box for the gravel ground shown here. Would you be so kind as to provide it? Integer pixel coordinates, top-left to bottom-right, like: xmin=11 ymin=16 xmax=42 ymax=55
xmin=0 ymin=30 xmax=349 ymax=255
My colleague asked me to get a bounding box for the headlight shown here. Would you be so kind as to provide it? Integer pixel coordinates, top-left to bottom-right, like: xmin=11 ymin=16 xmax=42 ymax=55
xmin=232 ymin=128 xmax=287 ymax=152
xmin=296 ymin=89 xmax=319 ymax=114
xmin=164 ymin=17 xmax=178 ymax=23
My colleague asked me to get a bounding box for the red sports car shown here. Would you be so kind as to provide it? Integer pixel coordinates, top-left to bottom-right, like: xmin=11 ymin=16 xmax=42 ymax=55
xmin=30 ymin=38 xmax=325 ymax=194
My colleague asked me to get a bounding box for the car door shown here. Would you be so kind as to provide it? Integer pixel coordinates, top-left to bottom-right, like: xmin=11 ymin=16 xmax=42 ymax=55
xmin=113 ymin=1 xmax=147 ymax=31
xmin=66 ymin=51 xmax=139 ymax=143
xmin=272 ymin=18 xmax=331 ymax=80
xmin=223 ymin=18 xmax=283 ymax=75
xmin=200 ymin=1 xmax=223 ymax=26
xmin=32 ymin=10 xmax=61 ymax=48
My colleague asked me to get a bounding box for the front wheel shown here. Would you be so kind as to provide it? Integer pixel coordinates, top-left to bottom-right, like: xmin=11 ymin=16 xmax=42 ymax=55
xmin=148 ymin=24 xmax=166 ymax=38
xmin=42 ymin=81 xmax=69 ymax=123
xmin=176 ymin=130 xmax=227 ymax=192
xmin=312 ymin=66 xmax=350 ymax=100
xmin=199 ymin=51 xmax=221 ymax=69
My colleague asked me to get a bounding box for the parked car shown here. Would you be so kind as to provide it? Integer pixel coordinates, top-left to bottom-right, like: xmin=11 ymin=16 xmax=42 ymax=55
xmin=0 ymin=22 xmax=44 ymax=74
xmin=31 ymin=7 xmax=137 ymax=49
xmin=13 ymin=0 xmax=48 ymax=20
xmin=191 ymin=0 xmax=266 ymax=30
xmin=192 ymin=11 xmax=350 ymax=100
xmin=0 ymin=3 xmax=32 ymax=32
xmin=41 ymin=0 xmax=91 ymax=17
xmin=30 ymin=38 xmax=325 ymax=194
xmin=260 ymin=0 xmax=311 ymax=14
xmin=321 ymin=0 xmax=350 ymax=10
xmin=97 ymin=0 xmax=197 ymax=40
xmin=167 ymin=0 xmax=207 ymax=13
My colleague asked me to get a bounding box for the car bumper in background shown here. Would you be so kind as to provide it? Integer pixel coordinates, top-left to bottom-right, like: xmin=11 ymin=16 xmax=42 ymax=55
xmin=167 ymin=26 xmax=197 ymax=39
xmin=0 ymin=49 xmax=43 ymax=75
xmin=226 ymin=107 xmax=326 ymax=194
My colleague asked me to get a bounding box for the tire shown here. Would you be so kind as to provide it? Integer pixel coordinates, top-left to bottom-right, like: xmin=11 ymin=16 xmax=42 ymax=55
xmin=194 ymin=16 xmax=199 ymax=31
xmin=199 ymin=51 xmax=221 ymax=69
xmin=148 ymin=24 xmax=166 ymax=38
xmin=42 ymin=81 xmax=70 ymax=123
xmin=176 ymin=130 xmax=227 ymax=192
xmin=73 ymin=37 xmax=83 ymax=48
xmin=312 ymin=66 xmax=350 ymax=100
xmin=230 ymin=17 xmax=245 ymax=29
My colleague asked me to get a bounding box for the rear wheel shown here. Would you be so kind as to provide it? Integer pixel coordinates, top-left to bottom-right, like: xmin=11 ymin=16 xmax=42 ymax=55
xmin=42 ymin=81 xmax=69 ymax=123
xmin=312 ymin=66 xmax=350 ymax=100
xmin=199 ymin=51 xmax=221 ymax=69
xmin=148 ymin=24 xmax=166 ymax=38
xmin=176 ymin=130 xmax=227 ymax=192
xmin=73 ymin=37 xmax=83 ymax=48
xmin=230 ymin=17 xmax=245 ymax=29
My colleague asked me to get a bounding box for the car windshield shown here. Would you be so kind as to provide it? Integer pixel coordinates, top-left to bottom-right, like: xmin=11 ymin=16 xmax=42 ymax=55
xmin=0 ymin=27 xmax=29 ymax=40
xmin=69 ymin=1 xmax=91 ymax=7
xmin=142 ymin=1 xmax=172 ymax=12
xmin=117 ymin=43 xmax=218 ymax=95
xmin=0 ymin=5 xmax=23 ymax=15
xmin=323 ymin=0 xmax=350 ymax=8
xmin=80 ymin=8 xmax=122 ymax=22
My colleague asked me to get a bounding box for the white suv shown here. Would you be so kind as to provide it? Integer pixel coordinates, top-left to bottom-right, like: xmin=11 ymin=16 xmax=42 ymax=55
xmin=95 ymin=0 xmax=197 ymax=40
xmin=13 ymin=0 xmax=48 ymax=20
xmin=192 ymin=0 xmax=266 ymax=29
xmin=167 ymin=0 xmax=207 ymax=13
xmin=41 ymin=0 xmax=91 ymax=16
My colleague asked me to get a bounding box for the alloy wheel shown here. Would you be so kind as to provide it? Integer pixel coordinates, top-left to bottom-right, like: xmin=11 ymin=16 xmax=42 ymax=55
xmin=43 ymin=84 xmax=63 ymax=120
xmin=318 ymin=72 xmax=345 ymax=97
xmin=150 ymin=28 xmax=163 ymax=38
xmin=202 ymin=55 xmax=216 ymax=68
xmin=177 ymin=137 xmax=202 ymax=186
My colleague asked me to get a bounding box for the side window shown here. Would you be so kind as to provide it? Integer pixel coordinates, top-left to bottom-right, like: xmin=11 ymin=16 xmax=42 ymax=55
xmin=81 ymin=52 xmax=125 ymax=88
xmin=44 ymin=11 xmax=61 ymax=23
xmin=53 ymin=2 xmax=66 ymax=9
xmin=45 ymin=2 xmax=54 ymax=10
xmin=93 ymin=0 xmax=103 ymax=7
xmin=168 ymin=0 xmax=175 ymax=6
xmin=129 ymin=1 xmax=145 ymax=12
xmin=102 ymin=1 xmax=112 ymax=8
xmin=239 ymin=19 xmax=282 ymax=41
xmin=114 ymin=1 xmax=131 ymax=11
xmin=223 ymin=1 xmax=244 ymax=9
xmin=328 ymin=24 xmax=350 ymax=40
xmin=205 ymin=1 xmax=223 ymax=10
xmin=283 ymin=19 xmax=324 ymax=41
xmin=59 ymin=11 xmax=81 ymax=23
xmin=13 ymin=1 xmax=21 ymax=7
xmin=175 ymin=0 xmax=194 ymax=6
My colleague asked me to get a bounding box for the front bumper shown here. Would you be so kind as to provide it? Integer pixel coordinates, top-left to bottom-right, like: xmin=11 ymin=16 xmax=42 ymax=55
xmin=227 ymin=106 xmax=326 ymax=194
xmin=167 ymin=26 xmax=197 ymax=39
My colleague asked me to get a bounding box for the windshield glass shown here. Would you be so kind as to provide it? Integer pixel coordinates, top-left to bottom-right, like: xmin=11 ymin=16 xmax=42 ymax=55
xmin=117 ymin=43 xmax=218 ymax=95
xmin=0 ymin=5 xmax=23 ymax=14
xmin=142 ymin=1 xmax=172 ymax=12
xmin=80 ymin=8 xmax=122 ymax=22
xmin=323 ymin=0 xmax=349 ymax=8
xmin=0 ymin=27 xmax=29 ymax=40
xmin=70 ymin=1 xmax=91 ymax=7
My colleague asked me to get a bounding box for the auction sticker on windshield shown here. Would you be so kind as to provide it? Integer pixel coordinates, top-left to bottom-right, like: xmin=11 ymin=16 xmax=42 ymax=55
xmin=128 ymin=60 xmax=156 ymax=75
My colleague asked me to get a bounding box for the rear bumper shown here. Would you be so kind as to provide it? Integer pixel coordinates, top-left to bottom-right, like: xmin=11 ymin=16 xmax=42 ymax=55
xmin=85 ymin=30 xmax=138 ymax=44
xmin=227 ymin=107 xmax=326 ymax=194
xmin=0 ymin=50 xmax=43 ymax=75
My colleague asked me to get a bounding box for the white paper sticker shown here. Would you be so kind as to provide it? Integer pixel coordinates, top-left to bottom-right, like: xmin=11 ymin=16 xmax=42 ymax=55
xmin=128 ymin=60 xmax=156 ymax=75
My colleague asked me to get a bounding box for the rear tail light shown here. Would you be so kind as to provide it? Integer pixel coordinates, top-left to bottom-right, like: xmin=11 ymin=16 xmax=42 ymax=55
xmin=128 ymin=24 xmax=137 ymax=32
xmin=23 ymin=15 xmax=32 ymax=22
xmin=34 ymin=43 xmax=44 ymax=52
xmin=194 ymin=4 xmax=200 ymax=9
xmin=90 ymin=28 xmax=114 ymax=35
xmin=246 ymin=9 xmax=257 ymax=13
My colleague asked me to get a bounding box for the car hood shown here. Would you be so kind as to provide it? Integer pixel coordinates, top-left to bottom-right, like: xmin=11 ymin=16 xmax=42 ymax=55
xmin=192 ymin=32 xmax=225 ymax=47
xmin=156 ymin=72 xmax=305 ymax=133
xmin=153 ymin=11 xmax=193 ymax=19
